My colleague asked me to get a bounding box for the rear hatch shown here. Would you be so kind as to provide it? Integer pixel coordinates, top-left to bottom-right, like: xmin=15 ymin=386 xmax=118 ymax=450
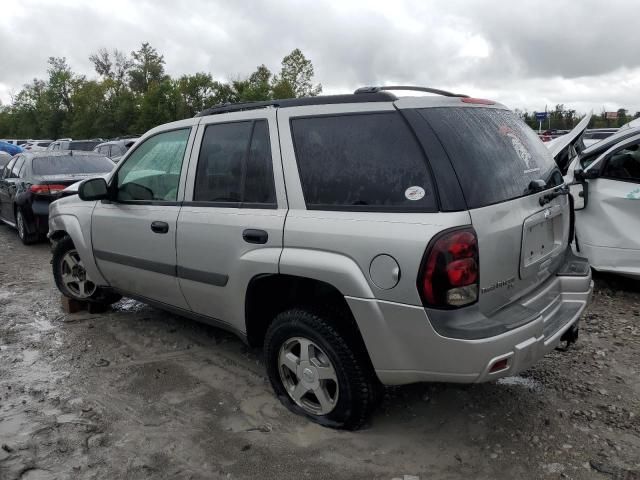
xmin=415 ymin=105 xmax=570 ymax=318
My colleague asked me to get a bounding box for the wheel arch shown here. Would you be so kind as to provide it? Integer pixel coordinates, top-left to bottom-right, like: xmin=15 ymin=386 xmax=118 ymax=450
xmin=244 ymin=274 xmax=373 ymax=365
xmin=49 ymin=213 xmax=108 ymax=286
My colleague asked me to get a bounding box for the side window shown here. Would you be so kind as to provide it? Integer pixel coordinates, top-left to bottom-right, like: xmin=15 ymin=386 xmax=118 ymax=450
xmin=3 ymin=158 xmax=17 ymax=179
xmin=12 ymin=156 xmax=26 ymax=177
xmin=193 ymin=120 xmax=276 ymax=206
xmin=116 ymin=129 xmax=190 ymax=202
xmin=291 ymin=112 xmax=437 ymax=211
xmin=18 ymin=159 xmax=28 ymax=177
xmin=602 ymin=143 xmax=640 ymax=182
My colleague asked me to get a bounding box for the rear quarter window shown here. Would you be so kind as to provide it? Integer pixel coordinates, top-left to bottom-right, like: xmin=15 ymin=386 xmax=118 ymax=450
xmin=419 ymin=107 xmax=561 ymax=209
xmin=291 ymin=112 xmax=437 ymax=211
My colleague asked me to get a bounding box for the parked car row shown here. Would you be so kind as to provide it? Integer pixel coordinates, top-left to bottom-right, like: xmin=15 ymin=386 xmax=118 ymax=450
xmin=45 ymin=86 xmax=592 ymax=429
xmin=0 ymin=151 xmax=114 ymax=244
xmin=1 ymin=137 xmax=138 ymax=161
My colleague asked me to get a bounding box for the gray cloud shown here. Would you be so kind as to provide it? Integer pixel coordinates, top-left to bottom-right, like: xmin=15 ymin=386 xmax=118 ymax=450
xmin=0 ymin=0 xmax=638 ymax=114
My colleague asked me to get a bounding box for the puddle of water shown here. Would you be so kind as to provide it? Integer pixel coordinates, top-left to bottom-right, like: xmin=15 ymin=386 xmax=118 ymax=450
xmin=22 ymin=349 xmax=39 ymax=364
xmin=0 ymin=411 xmax=31 ymax=439
xmin=112 ymin=298 xmax=147 ymax=312
xmin=497 ymin=376 xmax=541 ymax=391
xmin=21 ymin=469 xmax=56 ymax=480
xmin=33 ymin=316 xmax=55 ymax=332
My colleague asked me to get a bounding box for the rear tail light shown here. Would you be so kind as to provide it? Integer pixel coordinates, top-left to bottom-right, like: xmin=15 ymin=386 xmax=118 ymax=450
xmin=30 ymin=184 xmax=67 ymax=195
xmin=418 ymin=227 xmax=479 ymax=309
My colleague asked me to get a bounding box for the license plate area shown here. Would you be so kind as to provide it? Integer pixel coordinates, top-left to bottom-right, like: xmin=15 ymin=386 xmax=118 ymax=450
xmin=521 ymin=205 xmax=564 ymax=279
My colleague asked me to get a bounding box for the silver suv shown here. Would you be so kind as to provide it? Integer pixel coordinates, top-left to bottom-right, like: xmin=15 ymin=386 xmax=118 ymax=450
xmin=48 ymin=86 xmax=593 ymax=429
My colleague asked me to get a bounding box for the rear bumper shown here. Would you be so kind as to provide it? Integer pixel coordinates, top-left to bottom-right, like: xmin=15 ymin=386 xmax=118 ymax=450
xmin=347 ymin=264 xmax=593 ymax=386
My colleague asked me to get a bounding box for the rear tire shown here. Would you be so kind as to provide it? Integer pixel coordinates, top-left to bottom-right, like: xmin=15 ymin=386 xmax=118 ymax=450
xmin=52 ymin=236 xmax=121 ymax=305
xmin=264 ymin=308 xmax=379 ymax=430
xmin=16 ymin=208 xmax=38 ymax=245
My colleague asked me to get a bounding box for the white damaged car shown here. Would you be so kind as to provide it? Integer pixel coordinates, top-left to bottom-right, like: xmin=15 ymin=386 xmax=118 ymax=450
xmin=550 ymin=117 xmax=640 ymax=279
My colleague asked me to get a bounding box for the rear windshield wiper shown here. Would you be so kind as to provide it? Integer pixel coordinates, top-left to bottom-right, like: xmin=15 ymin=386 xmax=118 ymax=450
xmin=526 ymin=179 xmax=569 ymax=206
xmin=539 ymin=184 xmax=569 ymax=206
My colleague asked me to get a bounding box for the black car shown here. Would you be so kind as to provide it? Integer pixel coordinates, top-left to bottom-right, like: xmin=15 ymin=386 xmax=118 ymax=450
xmin=0 ymin=152 xmax=114 ymax=244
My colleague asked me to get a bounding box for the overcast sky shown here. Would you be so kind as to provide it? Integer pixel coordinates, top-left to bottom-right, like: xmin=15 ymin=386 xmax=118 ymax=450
xmin=0 ymin=0 xmax=637 ymax=115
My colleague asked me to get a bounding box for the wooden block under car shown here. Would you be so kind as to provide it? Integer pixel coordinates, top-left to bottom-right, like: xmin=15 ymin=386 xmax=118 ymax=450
xmin=60 ymin=295 xmax=85 ymax=314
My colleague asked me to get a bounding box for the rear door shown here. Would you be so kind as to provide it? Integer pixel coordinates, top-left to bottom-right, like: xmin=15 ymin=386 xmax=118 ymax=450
xmin=91 ymin=122 xmax=197 ymax=308
xmin=415 ymin=105 xmax=570 ymax=316
xmin=0 ymin=157 xmax=18 ymax=222
xmin=176 ymin=110 xmax=286 ymax=329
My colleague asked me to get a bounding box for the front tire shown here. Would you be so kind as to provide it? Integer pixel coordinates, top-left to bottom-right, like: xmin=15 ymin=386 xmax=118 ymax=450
xmin=264 ymin=309 xmax=379 ymax=430
xmin=52 ymin=236 xmax=121 ymax=305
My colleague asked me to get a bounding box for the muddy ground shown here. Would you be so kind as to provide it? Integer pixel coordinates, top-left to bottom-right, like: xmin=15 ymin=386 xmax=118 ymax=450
xmin=0 ymin=224 xmax=639 ymax=480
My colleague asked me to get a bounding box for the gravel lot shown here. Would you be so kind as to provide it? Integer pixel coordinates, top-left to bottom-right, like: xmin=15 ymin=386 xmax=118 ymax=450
xmin=0 ymin=223 xmax=639 ymax=480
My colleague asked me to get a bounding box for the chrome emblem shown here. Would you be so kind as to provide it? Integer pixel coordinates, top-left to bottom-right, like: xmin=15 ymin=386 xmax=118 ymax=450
xmin=302 ymin=368 xmax=315 ymax=383
xmin=544 ymin=208 xmax=551 ymax=219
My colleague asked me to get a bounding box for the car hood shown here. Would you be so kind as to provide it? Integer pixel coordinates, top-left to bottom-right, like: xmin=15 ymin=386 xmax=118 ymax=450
xmin=620 ymin=117 xmax=640 ymax=131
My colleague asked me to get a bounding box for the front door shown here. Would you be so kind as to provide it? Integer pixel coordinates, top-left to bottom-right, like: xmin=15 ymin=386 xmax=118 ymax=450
xmin=577 ymin=137 xmax=640 ymax=275
xmin=91 ymin=123 xmax=197 ymax=308
xmin=176 ymin=111 xmax=287 ymax=330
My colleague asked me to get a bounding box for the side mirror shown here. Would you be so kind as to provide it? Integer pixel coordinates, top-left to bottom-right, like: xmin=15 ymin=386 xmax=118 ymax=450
xmin=569 ymin=181 xmax=588 ymax=211
xmin=78 ymin=177 xmax=109 ymax=201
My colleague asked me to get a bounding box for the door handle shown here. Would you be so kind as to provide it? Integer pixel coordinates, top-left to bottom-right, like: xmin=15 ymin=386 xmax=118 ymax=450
xmin=242 ymin=229 xmax=268 ymax=244
xmin=150 ymin=221 xmax=169 ymax=234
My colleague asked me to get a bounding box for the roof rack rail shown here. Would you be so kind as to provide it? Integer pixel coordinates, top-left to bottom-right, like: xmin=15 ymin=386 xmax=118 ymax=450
xmin=195 ymin=100 xmax=280 ymax=117
xmin=354 ymin=86 xmax=469 ymax=98
xmin=194 ymin=91 xmax=397 ymax=117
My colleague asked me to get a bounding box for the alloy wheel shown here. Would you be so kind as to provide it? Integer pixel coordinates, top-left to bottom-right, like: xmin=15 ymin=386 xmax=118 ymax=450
xmin=278 ymin=336 xmax=339 ymax=415
xmin=16 ymin=210 xmax=25 ymax=240
xmin=60 ymin=249 xmax=97 ymax=299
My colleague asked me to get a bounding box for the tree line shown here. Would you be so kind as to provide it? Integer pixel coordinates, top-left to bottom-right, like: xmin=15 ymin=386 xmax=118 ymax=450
xmin=517 ymin=104 xmax=640 ymax=131
xmin=0 ymin=43 xmax=321 ymax=139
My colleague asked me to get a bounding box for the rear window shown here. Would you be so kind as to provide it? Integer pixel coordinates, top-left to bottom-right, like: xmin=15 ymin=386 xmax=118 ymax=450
xmin=291 ymin=112 xmax=436 ymax=211
xmin=32 ymin=156 xmax=114 ymax=175
xmin=419 ymin=107 xmax=562 ymax=209
xmin=69 ymin=141 xmax=101 ymax=151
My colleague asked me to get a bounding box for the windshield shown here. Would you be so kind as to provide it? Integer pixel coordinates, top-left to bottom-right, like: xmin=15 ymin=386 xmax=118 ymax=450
xmin=418 ymin=107 xmax=562 ymax=209
xmin=33 ymin=156 xmax=114 ymax=175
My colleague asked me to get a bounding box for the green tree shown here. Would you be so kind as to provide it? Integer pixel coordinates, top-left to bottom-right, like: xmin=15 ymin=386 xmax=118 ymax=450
xmin=129 ymin=42 xmax=167 ymax=94
xmin=233 ymin=64 xmax=273 ymax=102
xmin=616 ymin=108 xmax=628 ymax=127
xmin=0 ymin=45 xmax=322 ymax=138
xmin=271 ymin=49 xmax=321 ymax=99
xmin=136 ymin=79 xmax=179 ymax=132
xmin=90 ymin=48 xmax=134 ymax=95
xmin=176 ymin=72 xmax=218 ymax=117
